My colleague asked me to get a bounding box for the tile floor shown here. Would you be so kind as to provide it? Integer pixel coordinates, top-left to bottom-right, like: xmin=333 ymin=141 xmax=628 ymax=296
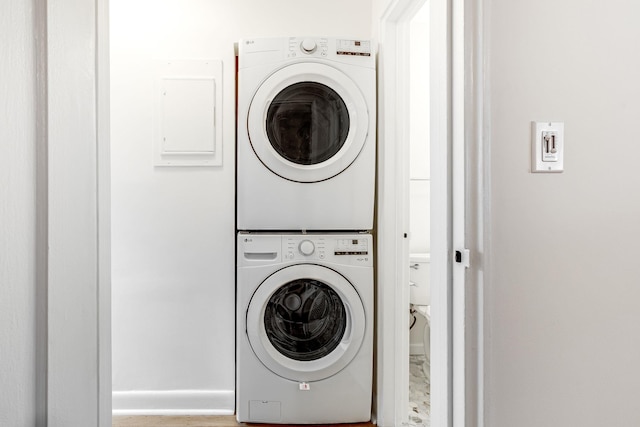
xmin=408 ymin=355 xmax=430 ymax=427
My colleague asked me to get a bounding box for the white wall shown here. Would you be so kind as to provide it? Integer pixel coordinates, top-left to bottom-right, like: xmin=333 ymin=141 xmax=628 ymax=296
xmin=110 ymin=0 xmax=372 ymax=414
xmin=0 ymin=1 xmax=38 ymax=425
xmin=486 ymin=0 xmax=640 ymax=425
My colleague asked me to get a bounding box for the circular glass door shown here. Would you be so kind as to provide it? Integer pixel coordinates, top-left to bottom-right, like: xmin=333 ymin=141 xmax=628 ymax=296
xmin=266 ymin=82 xmax=350 ymax=166
xmin=264 ymin=278 xmax=346 ymax=361
xmin=248 ymin=63 xmax=370 ymax=183
xmin=246 ymin=264 xmax=366 ymax=382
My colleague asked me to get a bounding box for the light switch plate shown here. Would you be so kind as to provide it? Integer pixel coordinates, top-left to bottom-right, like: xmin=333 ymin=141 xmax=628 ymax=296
xmin=531 ymin=121 xmax=564 ymax=173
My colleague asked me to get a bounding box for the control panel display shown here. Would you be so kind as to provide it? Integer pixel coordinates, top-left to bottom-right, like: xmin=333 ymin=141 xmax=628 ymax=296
xmin=336 ymin=39 xmax=371 ymax=57
xmin=334 ymin=238 xmax=369 ymax=256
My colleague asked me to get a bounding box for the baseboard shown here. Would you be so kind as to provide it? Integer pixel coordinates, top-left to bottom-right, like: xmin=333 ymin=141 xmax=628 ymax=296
xmin=410 ymin=342 xmax=425 ymax=356
xmin=112 ymin=390 xmax=234 ymax=416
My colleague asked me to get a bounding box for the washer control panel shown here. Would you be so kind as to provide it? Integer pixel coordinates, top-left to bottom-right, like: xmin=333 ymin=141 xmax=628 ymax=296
xmin=282 ymin=234 xmax=372 ymax=266
xmin=238 ymin=232 xmax=373 ymax=267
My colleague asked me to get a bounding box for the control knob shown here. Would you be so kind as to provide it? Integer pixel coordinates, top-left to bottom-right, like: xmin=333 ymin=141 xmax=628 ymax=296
xmin=298 ymin=240 xmax=315 ymax=256
xmin=300 ymin=38 xmax=317 ymax=54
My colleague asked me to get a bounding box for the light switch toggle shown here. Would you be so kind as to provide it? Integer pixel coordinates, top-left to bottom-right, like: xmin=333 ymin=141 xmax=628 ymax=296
xmin=542 ymin=131 xmax=559 ymax=161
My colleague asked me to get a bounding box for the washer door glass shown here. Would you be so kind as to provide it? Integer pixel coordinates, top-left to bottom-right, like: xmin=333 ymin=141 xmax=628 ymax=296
xmin=246 ymin=264 xmax=366 ymax=382
xmin=248 ymin=62 xmax=370 ymax=183
xmin=264 ymin=278 xmax=346 ymax=361
xmin=266 ymin=82 xmax=349 ymax=166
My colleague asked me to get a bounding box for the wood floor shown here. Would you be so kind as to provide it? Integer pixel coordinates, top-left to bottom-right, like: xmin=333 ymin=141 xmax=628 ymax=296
xmin=112 ymin=415 xmax=375 ymax=427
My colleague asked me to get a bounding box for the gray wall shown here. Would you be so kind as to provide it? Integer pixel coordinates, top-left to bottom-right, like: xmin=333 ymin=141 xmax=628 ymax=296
xmin=486 ymin=0 xmax=640 ymax=425
xmin=0 ymin=0 xmax=38 ymax=425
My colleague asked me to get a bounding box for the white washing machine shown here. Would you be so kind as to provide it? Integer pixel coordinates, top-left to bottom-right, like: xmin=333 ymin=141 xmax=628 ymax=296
xmin=237 ymin=37 xmax=376 ymax=231
xmin=236 ymin=232 xmax=373 ymax=424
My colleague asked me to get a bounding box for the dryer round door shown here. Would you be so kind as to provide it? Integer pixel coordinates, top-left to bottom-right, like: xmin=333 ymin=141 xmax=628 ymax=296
xmin=246 ymin=264 xmax=366 ymax=382
xmin=247 ymin=62 xmax=370 ymax=183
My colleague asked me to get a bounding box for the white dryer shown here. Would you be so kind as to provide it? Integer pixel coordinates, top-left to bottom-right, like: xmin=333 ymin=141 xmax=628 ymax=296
xmin=236 ymin=232 xmax=373 ymax=424
xmin=237 ymin=37 xmax=376 ymax=231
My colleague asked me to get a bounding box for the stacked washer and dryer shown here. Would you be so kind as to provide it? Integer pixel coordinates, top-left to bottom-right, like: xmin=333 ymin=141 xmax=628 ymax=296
xmin=236 ymin=37 xmax=377 ymax=424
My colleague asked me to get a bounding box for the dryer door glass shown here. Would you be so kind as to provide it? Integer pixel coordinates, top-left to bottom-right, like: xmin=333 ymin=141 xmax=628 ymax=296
xmin=266 ymin=82 xmax=349 ymax=165
xmin=247 ymin=62 xmax=371 ymax=183
xmin=264 ymin=278 xmax=347 ymax=361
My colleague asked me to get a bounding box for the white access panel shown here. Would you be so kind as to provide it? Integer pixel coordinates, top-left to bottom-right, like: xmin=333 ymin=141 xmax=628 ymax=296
xmin=153 ymin=59 xmax=223 ymax=167
xmin=161 ymin=77 xmax=215 ymax=153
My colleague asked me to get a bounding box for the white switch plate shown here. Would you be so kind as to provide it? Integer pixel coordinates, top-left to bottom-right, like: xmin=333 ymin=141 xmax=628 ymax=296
xmin=531 ymin=121 xmax=564 ymax=173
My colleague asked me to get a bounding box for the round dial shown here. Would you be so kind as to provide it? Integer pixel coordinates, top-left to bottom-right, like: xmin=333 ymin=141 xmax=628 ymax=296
xmin=301 ymin=38 xmax=317 ymax=54
xmin=298 ymin=240 xmax=315 ymax=256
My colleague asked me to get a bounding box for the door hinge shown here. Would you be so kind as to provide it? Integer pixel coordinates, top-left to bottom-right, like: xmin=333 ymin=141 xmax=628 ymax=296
xmin=455 ymin=249 xmax=470 ymax=268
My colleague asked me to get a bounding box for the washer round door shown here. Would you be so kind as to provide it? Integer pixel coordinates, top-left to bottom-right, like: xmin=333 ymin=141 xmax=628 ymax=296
xmin=247 ymin=62 xmax=370 ymax=183
xmin=246 ymin=264 xmax=366 ymax=382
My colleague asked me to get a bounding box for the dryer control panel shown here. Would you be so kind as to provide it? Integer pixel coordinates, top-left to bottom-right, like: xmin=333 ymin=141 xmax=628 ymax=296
xmin=239 ymin=37 xmax=376 ymax=69
xmin=285 ymin=37 xmax=373 ymax=60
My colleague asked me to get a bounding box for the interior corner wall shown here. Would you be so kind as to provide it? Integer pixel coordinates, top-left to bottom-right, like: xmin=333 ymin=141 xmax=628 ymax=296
xmin=0 ymin=0 xmax=37 ymax=425
xmin=486 ymin=1 xmax=640 ymax=426
xmin=110 ymin=0 xmax=372 ymax=414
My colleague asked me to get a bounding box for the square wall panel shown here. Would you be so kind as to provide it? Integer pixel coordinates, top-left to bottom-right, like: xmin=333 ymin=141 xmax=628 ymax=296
xmin=154 ymin=59 xmax=223 ymax=166
xmin=161 ymin=77 xmax=216 ymax=154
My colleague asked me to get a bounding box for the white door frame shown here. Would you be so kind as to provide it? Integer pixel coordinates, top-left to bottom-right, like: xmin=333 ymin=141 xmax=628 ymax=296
xmin=42 ymin=0 xmax=111 ymax=425
xmin=97 ymin=0 xmax=112 ymax=424
xmin=376 ymin=0 xmax=450 ymax=425
xmin=376 ymin=0 xmax=481 ymax=426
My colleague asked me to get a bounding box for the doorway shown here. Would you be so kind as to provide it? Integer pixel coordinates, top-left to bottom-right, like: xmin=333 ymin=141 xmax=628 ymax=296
xmin=376 ymin=0 xmax=470 ymax=425
xmin=407 ymin=2 xmax=431 ymax=426
xmin=43 ymin=0 xmax=481 ymax=424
